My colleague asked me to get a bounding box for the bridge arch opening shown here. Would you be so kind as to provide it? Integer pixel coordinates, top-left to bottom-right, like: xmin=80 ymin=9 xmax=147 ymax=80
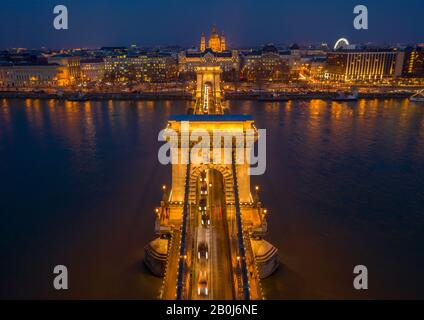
xmin=189 ymin=164 xmax=234 ymax=205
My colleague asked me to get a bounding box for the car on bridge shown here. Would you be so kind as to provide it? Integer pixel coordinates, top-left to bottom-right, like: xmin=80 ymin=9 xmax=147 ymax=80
xmin=197 ymin=241 xmax=209 ymax=261
xmin=199 ymin=198 xmax=207 ymax=213
xmin=200 ymin=182 xmax=208 ymax=195
xmin=201 ymin=212 xmax=210 ymax=227
xmin=197 ymin=271 xmax=209 ymax=297
xmin=200 ymin=171 xmax=207 ymax=182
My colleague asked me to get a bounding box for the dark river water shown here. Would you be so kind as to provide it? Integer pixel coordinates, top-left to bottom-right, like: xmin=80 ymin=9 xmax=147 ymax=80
xmin=0 ymin=98 xmax=423 ymax=299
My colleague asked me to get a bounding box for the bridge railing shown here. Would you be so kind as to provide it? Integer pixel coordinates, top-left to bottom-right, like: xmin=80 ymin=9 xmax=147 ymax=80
xmin=176 ymin=161 xmax=191 ymax=300
xmin=161 ymin=227 xmax=187 ymax=300
xmin=231 ymin=150 xmax=251 ymax=300
xmin=243 ymin=229 xmax=265 ymax=300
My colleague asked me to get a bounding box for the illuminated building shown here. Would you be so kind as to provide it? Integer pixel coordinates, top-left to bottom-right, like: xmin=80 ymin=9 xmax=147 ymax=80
xmin=292 ymin=56 xmax=327 ymax=81
xmin=200 ymin=33 xmax=206 ymax=52
xmin=48 ymin=54 xmax=81 ymax=85
xmin=220 ymin=31 xmax=227 ymax=51
xmin=144 ymin=53 xmax=178 ymax=82
xmin=0 ymin=64 xmax=68 ymax=88
xmin=104 ymin=52 xmax=178 ymax=84
xmin=240 ymin=44 xmax=290 ymax=82
xmin=325 ymin=49 xmax=403 ymax=82
xmin=402 ymin=46 xmax=424 ymax=78
xmin=80 ymin=58 xmax=105 ymax=83
xmin=178 ymin=49 xmax=240 ymax=81
xmin=208 ymin=25 xmax=221 ymax=52
xmin=103 ymin=55 xmax=131 ymax=83
xmin=200 ymin=25 xmax=227 ymax=52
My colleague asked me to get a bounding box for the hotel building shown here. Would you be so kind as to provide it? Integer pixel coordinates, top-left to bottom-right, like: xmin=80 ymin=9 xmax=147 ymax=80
xmin=325 ymin=49 xmax=403 ymax=82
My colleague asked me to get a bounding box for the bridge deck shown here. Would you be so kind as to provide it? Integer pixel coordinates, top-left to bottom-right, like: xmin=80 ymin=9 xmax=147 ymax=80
xmin=161 ymin=160 xmax=263 ymax=300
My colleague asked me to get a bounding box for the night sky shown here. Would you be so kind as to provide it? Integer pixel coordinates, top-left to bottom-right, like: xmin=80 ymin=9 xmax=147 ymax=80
xmin=0 ymin=0 xmax=422 ymax=49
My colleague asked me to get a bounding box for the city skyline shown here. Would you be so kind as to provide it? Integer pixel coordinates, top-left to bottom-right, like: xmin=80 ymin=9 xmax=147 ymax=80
xmin=1 ymin=0 xmax=424 ymax=306
xmin=0 ymin=0 xmax=423 ymax=49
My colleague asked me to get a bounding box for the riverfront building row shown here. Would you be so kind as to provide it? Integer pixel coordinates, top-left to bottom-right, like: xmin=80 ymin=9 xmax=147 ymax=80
xmin=0 ymin=30 xmax=423 ymax=88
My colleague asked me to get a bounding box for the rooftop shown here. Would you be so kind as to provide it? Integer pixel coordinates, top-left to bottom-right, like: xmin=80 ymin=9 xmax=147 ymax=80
xmin=169 ymin=114 xmax=253 ymax=122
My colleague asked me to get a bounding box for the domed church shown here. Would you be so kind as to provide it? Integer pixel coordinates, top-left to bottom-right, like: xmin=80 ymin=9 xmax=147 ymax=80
xmin=200 ymin=25 xmax=227 ymax=52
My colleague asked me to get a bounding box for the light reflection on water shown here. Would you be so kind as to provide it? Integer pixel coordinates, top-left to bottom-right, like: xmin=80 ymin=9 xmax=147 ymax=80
xmin=0 ymin=98 xmax=423 ymax=299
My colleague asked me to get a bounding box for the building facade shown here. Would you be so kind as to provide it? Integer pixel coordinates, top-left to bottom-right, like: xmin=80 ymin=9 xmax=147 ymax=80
xmin=48 ymin=54 xmax=81 ymax=85
xmin=325 ymin=50 xmax=403 ymax=82
xmin=402 ymin=46 xmax=424 ymax=78
xmin=178 ymin=49 xmax=240 ymax=81
xmin=240 ymin=44 xmax=290 ymax=82
xmin=103 ymin=52 xmax=178 ymax=84
xmin=144 ymin=53 xmax=178 ymax=82
xmin=0 ymin=64 xmax=68 ymax=88
xmin=80 ymin=58 xmax=106 ymax=83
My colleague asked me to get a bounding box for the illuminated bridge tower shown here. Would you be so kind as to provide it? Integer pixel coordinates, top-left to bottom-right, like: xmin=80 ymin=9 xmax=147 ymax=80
xmin=145 ymin=65 xmax=278 ymax=301
xmin=194 ymin=64 xmax=224 ymax=114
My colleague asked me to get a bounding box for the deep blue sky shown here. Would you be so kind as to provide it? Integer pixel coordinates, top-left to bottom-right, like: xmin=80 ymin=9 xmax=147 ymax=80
xmin=0 ymin=0 xmax=422 ymax=49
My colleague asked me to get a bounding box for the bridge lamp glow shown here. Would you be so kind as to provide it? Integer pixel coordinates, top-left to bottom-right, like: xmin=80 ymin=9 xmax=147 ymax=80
xmin=255 ymin=185 xmax=259 ymax=191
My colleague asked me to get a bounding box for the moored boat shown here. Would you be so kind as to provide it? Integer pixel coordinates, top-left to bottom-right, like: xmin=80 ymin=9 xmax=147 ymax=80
xmin=333 ymin=88 xmax=358 ymax=101
xmin=67 ymin=92 xmax=88 ymax=101
xmin=258 ymin=93 xmax=289 ymax=102
xmin=410 ymin=89 xmax=424 ymax=102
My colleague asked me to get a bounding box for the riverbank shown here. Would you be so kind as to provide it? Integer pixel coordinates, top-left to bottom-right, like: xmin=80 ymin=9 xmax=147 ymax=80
xmin=0 ymin=91 xmax=193 ymax=101
xmin=225 ymin=91 xmax=414 ymax=100
xmin=0 ymin=90 xmax=417 ymax=101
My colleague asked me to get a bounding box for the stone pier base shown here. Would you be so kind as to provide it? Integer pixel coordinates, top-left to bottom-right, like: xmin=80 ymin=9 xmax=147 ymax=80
xmin=250 ymin=239 xmax=279 ymax=279
xmin=144 ymin=237 xmax=168 ymax=277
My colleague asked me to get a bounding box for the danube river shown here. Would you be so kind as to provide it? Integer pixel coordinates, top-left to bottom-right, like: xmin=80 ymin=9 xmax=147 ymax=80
xmin=1 ymin=98 xmax=423 ymax=299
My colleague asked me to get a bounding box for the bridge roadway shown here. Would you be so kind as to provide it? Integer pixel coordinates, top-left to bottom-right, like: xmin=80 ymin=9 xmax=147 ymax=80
xmin=190 ymin=170 xmax=234 ymax=299
xmin=160 ymin=151 xmax=262 ymax=299
xmin=161 ymin=167 xmax=263 ymax=300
